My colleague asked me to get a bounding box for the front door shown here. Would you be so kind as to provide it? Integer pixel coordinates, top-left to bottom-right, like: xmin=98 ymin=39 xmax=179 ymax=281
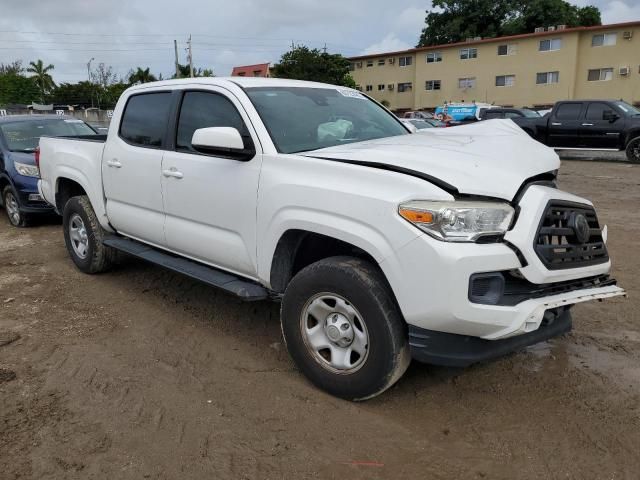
xmin=161 ymin=89 xmax=262 ymax=278
xmin=579 ymin=102 xmax=622 ymax=149
xmin=103 ymin=91 xmax=172 ymax=246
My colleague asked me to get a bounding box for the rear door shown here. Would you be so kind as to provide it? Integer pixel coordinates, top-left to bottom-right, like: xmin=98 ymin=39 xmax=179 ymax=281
xmin=102 ymin=91 xmax=172 ymax=246
xmin=161 ymin=88 xmax=263 ymax=278
xmin=579 ymin=102 xmax=622 ymax=148
xmin=547 ymin=102 xmax=585 ymax=148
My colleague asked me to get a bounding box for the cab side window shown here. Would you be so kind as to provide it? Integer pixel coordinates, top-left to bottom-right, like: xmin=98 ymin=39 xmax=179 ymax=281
xmin=555 ymin=103 xmax=583 ymax=120
xmin=176 ymin=91 xmax=250 ymax=153
xmin=119 ymin=92 xmax=172 ymax=147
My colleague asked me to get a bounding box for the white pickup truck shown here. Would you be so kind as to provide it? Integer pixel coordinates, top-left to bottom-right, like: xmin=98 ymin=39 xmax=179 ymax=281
xmin=38 ymin=78 xmax=625 ymax=400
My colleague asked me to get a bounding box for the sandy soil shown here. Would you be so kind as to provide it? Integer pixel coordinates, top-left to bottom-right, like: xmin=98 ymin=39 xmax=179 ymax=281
xmin=1 ymin=160 xmax=638 ymax=479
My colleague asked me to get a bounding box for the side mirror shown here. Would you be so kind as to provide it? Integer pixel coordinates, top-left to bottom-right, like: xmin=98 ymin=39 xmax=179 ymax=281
xmin=602 ymin=110 xmax=619 ymax=122
xmin=191 ymin=127 xmax=255 ymax=160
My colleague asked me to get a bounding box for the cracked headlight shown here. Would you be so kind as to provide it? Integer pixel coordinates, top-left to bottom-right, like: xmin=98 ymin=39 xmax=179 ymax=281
xmin=14 ymin=161 xmax=40 ymax=178
xmin=399 ymin=200 xmax=515 ymax=242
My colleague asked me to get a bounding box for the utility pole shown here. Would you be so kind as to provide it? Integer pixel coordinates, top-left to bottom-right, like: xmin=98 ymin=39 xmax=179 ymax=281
xmin=87 ymin=57 xmax=94 ymax=108
xmin=174 ymin=40 xmax=180 ymax=78
xmin=187 ymin=35 xmax=194 ymax=78
xmin=323 ymin=43 xmax=327 ymax=54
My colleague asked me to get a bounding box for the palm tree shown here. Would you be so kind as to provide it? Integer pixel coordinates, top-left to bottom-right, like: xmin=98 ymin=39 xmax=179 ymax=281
xmin=128 ymin=67 xmax=157 ymax=85
xmin=27 ymin=59 xmax=55 ymax=104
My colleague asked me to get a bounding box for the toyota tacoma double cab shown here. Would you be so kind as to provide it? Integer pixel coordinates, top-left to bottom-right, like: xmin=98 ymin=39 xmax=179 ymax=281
xmin=37 ymin=78 xmax=625 ymax=400
xmin=512 ymin=99 xmax=640 ymax=163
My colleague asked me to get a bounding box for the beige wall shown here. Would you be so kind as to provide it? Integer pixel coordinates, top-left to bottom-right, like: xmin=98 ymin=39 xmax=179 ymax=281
xmin=350 ymin=24 xmax=640 ymax=111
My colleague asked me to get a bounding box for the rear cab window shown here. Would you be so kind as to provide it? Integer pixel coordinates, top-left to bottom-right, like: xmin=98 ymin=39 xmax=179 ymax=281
xmin=119 ymin=92 xmax=172 ymax=148
xmin=555 ymin=103 xmax=584 ymax=120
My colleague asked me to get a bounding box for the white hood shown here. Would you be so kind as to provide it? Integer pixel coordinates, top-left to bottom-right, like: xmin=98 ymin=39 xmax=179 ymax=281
xmin=303 ymin=120 xmax=560 ymax=201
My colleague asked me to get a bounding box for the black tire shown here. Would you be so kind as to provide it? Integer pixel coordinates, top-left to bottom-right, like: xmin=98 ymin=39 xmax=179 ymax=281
xmin=62 ymin=195 xmax=117 ymax=274
xmin=281 ymin=256 xmax=410 ymax=401
xmin=2 ymin=185 xmax=29 ymax=227
xmin=626 ymin=137 xmax=640 ymax=164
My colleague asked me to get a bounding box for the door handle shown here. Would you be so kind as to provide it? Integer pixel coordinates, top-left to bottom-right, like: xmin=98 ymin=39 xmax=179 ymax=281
xmin=551 ymin=122 xmax=562 ymax=126
xmin=106 ymin=159 xmax=122 ymax=168
xmin=581 ymin=123 xmax=594 ymax=126
xmin=162 ymin=167 xmax=184 ymax=179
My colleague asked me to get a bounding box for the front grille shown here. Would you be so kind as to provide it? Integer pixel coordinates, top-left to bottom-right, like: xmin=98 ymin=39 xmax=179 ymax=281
xmin=535 ymin=201 xmax=608 ymax=270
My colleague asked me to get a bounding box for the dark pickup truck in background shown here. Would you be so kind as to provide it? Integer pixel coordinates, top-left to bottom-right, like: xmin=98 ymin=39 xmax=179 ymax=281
xmin=511 ymin=100 xmax=640 ymax=163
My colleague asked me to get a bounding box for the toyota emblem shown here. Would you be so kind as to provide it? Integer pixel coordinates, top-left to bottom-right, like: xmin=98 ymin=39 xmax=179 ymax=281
xmin=571 ymin=213 xmax=591 ymax=244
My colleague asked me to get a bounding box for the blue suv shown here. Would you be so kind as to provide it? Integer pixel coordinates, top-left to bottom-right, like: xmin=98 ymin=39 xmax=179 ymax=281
xmin=0 ymin=115 xmax=97 ymax=227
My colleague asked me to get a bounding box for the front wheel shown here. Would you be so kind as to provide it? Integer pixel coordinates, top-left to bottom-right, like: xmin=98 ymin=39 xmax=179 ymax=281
xmin=281 ymin=256 xmax=410 ymax=401
xmin=2 ymin=186 xmax=29 ymax=227
xmin=626 ymin=137 xmax=640 ymax=163
xmin=62 ymin=195 xmax=117 ymax=274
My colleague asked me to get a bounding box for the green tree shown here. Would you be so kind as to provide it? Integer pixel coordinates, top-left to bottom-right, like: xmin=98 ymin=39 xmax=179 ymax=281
xmin=0 ymin=74 xmax=39 ymax=106
xmin=27 ymin=59 xmax=55 ymax=103
xmin=417 ymin=0 xmax=601 ymax=47
xmin=0 ymin=60 xmax=24 ymax=76
xmin=502 ymin=0 xmax=601 ymax=35
xmin=172 ymin=63 xmax=214 ymax=78
xmin=48 ymin=81 xmax=94 ymax=106
xmin=271 ymin=46 xmax=356 ymax=87
xmin=128 ymin=67 xmax=157 ymax=85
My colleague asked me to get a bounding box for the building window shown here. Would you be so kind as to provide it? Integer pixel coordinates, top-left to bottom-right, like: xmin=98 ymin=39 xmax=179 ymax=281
xmin=377 ymin=58 xmax=385 ymax=66
xmin=587 ymin=68 xmax=613 ymax=81
xmin=458 ymin=77 xmax=476 ymax=89
xmin=355 ymin=85 xmax=362 ymax=91
xmin=536 ymin=71 xmax=560 ymax=84
xmin=377 ymin=84 xmax=385 ymax=91
xmin=365 ymin=85 xmax=373 ymax=92
xmin=366 ymin=60 xmax=374 ymax=67
xmin=497 ymin=44 xmax=517 ymax=56
xmin=398 ymin=82 xmax=412 ymax=92
xmin=237 ymin=72 xmax=246 ymax=76
xmin=426 ymin=52 xmax=442 ymax=63
xmin=399 ymin=56 xmax=413 ymax=67
xmin=495 ymin=75 xmax=515 ymax=87
xmin=539 ymin=38 xmax=562 ymax=51
xmin=459 ymin=48 xmax=477 ymax=60
xmin=349 ymin=63 xmax=355 ymax=71
xmin=592 ymin=33 xmax=617 ymax=47
xmin=425 ymin=80 xmax=441 ymax=91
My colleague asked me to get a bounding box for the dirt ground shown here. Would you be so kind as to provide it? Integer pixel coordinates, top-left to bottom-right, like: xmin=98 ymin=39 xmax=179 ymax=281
xmin=0 ymin=160 xmax=638 ymax=480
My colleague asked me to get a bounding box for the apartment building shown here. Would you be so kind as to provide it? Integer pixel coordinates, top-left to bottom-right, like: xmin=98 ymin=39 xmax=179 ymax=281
xmin=348 ymin=21 xmax=640 ymax=111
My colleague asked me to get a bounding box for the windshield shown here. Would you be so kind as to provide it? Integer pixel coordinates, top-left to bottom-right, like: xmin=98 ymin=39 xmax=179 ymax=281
xmin=410 ymin=119 xmax=433 ymax=129
xmin=521 ymin=109 xmax=541 ymax=118
xmin=614 ymin=101 xmax=640 ymax=116
xmin=245 ymin=87 xmax=408 ymax=154
xmin=0 ymin=118 xmax=96 ymax=152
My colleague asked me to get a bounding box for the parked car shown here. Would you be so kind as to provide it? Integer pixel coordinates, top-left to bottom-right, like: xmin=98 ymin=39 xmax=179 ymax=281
xmin=402 ymin=111 xmax=434 ymax=120
xmin=512 ymin=99 xmax=640 ymax=163
xmin=38 ymin=78 xmax=625 ymax=400
xmin=0 ymin=115 xmax=97 ymax=226
xmin=479 ymin=108 xmax=541 ymax=120
xmin=401 ymin=119 xmax=436 ymax=131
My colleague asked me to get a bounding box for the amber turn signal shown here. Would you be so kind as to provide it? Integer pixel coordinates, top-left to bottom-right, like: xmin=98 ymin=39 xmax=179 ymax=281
xmin=398 ymin=208 xmax=434 ymax=224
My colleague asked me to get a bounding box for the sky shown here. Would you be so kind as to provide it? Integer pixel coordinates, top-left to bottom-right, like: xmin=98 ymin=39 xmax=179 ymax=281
xmin=0 ymin=0 xmax=639 ymax=84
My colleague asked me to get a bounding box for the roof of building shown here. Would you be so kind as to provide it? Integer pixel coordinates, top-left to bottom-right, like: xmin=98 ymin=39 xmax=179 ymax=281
xmin=348 ymin=21 xmax=640 ymax=60
xmin=231 ymin=63 xmax=270 ymax=77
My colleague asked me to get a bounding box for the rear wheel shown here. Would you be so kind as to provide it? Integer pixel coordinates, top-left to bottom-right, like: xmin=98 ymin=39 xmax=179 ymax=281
xmin=2 ymin=186 xmax=29 ymax=227
xmin=626 ymin=137 xmax=640 ymax=163
xmin=281 ymin=256 xmax=410 ymax=401
xmin=63 ymin=195 xmax=117 ymax=273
